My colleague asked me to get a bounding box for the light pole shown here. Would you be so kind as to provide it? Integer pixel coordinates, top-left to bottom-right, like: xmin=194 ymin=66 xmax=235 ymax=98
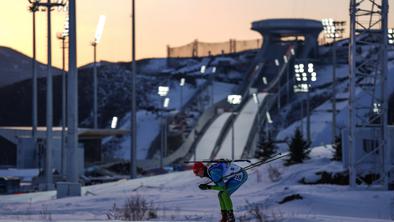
xmin=91 ymin=15 xmax=106 ymax=129
xmin=179 ymin=77 xmax=185 ymax=108
xmin=29 ymin=0 xmax=66 ymax=191
xmin=57 ymin=15 xmax=69 ymax=176
xmin=158 ymin=86 xmax=170 ymax=169
xmin=322 ymin=18 xmax=345 ymax=145
xmin=28 ymin=1 xmax=39 ymax=162
xmin=210 ymin=66 xmax=216 ymax=105
xmin=130 ymin=0 xmax=137 ymax=179
xmin=294 ymin=62 xmax=317 ymax=144
xmin=227 ymin=95 xmax=242 ymax=160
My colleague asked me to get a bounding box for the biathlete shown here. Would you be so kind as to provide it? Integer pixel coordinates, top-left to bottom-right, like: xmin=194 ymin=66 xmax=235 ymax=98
xmin=193 ymin=161 xmax=248 ymax=222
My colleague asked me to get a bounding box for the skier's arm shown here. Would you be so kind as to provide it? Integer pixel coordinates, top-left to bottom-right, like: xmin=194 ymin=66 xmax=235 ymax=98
xmin=209 ymin=168 xmax=226 ymax=191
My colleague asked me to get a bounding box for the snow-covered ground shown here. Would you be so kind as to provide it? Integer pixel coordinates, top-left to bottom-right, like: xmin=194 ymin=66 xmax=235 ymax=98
xmin=215 ymin=93 xmax=267 ymax=159
xmin=0 ymin=146 xmax=392 ymax=221
xmin=192 ymin=112 xmax=232 ymax=160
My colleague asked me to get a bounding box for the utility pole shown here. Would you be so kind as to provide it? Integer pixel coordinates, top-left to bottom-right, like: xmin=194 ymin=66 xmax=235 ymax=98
xmin=130 ymin=0 xmax=137 ymax=179
xmin=57 ymin=30 xmax=68 ymax=176
xmin=29 ymin=1 xmax=39 ymax=163
xmin=92 ymin=42 xmax=98 ymax=128
xmin=67 ymin=0 xmax=80 ymax=188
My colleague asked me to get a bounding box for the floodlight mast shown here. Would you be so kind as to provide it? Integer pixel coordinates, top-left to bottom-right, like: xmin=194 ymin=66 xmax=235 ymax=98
xmin=28 ymin=0 xmax=66 ymax=191
xmin=158 ymin=86 xmax=170 ymax=169
xmin=28 ymin=1 xmax=39 ymax=173
xmin=227 ymin=95 xmax=242 ymax=160
xmin=322 ymin=18 xmax=345 ymax=145
xmin=130 ymin=0 xmax=137 ymax=179
xmin=91 ymin=15 xmax=106 ymax=129
xmin=57 ymin=15 xmax=69 ymax=176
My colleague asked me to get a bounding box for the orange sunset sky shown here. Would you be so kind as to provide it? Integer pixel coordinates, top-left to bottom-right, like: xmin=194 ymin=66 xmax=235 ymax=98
xmin=1 ymin=0 xmax=393 ymax=68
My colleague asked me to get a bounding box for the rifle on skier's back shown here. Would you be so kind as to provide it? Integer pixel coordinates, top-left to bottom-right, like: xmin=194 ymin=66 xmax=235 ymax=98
xmin=184 ymin=159 xmax=251 ymax=164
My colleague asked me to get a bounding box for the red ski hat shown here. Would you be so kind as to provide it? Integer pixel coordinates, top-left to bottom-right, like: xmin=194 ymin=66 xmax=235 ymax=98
xmin=192 ymin=162 xmax=205 ymax=175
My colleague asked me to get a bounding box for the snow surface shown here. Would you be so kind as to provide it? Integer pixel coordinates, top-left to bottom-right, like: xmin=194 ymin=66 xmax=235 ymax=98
xmin=0 ymin=147 xmax=392 ymax=221
xmin=192 ymin=112 xmax=232 ymax=160
xmin=215 ymin=93 xmax=267 ymax=159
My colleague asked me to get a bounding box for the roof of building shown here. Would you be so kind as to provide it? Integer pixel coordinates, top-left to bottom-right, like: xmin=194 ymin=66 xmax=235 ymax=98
xmin=251 ymin=18 xmax=323 ymax=36
xmin=0 ymin=127 xmax=128 ymax=143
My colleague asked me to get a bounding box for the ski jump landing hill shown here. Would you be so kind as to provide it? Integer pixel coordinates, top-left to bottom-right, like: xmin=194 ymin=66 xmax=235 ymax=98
xmin=139 ymin=19 xmax=323 ymax=169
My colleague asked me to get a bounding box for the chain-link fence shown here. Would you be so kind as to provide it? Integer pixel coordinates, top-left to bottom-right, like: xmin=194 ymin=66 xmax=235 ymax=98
xmin=167 ymin=39 xmax=262 ymax=58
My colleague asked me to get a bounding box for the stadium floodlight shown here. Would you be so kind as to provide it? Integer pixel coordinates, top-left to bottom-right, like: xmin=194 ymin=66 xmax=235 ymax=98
xmin=158 ymin=86 xmax=169 ymax=97
xmin=200 ymin=65 xmax=206 ymax=74
xmin=388 ymin=28 xmax=394 ymax=45
xmin=252 ymin=93 xmax=259 ymax=104
xmin=293 ymin=62 xmax=317 ymax=93
xmin=227 ymin=95 xmax=242 ymax=105
xmin=94 ymin=15 xmax=106 ymax=44
xmin=262 ymin=76 xmax=268 ymax=85
xmin=266 ymin=112 xmax=273 ymax=124
xmin=111 ymin=116 xmax=118 ymax=129
xmin=283 ymin=55 xmax=288 ymax=63
xmin=163 ymin=97 xmax=170 ymax=108
xmin=373 ymin=102 xmax=381 ymax=114
xmin=179 ymin=78 xmax=185 ymax=86
xmin=322 ymin=18 xmax=345 ymax=39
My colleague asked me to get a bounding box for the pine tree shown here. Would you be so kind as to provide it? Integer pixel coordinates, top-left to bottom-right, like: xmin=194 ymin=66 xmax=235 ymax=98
xmin=286 ymin=128 xmax=310 ymax=165
xmin=332 ymin=136 xmax=342 ymax=161
xmin=255 ymin=131 xmax=277 ymax=161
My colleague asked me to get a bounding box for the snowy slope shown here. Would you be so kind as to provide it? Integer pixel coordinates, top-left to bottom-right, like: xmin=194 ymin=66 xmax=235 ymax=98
xmin=192 ymin=112 xmax=232 ymax=160
xmin=215 ymin=93 xmax=267 ymax=159
xmin=0 ymin=147 xmax=392 ymax=221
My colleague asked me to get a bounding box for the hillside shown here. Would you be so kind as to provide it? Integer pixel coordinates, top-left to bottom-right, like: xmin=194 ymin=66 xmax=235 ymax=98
xmin=0 ymin=46 xmax=62 ymax=87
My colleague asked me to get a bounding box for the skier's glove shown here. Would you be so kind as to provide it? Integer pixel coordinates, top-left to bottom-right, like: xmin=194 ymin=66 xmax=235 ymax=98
xmin=198 ymin=184 xmax=211 ymax=190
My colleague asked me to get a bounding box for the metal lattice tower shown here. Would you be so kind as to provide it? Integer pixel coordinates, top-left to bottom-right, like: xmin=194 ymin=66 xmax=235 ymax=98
xmin=349 ymin=0 xmax=390 ymax=189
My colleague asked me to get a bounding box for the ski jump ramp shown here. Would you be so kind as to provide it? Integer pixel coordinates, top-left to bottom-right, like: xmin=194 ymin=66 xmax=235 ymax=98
xmin=193 ymin=93 xmax=267 ymax=160
xmin=192 ymin=113 xmax=232 ymax=160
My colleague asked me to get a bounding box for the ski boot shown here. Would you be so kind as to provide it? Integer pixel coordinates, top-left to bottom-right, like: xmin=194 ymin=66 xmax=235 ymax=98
xmin=227 ymin=210 xmax=235 ymax=222
xmin=220 ymin=210 xmax=228 ymax=222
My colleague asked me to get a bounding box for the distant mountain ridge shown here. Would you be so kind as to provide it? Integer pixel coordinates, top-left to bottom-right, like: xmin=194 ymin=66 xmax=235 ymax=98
xmin=0 ymin=46 xmax=62 ymax=87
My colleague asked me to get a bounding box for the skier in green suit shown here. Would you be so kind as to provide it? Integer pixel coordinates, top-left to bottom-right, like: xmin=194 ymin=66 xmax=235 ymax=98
xmin=193 ymin=161 xmax=248 ymax=222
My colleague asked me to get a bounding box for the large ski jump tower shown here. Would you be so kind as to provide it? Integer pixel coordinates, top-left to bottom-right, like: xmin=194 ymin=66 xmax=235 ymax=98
xmin=348 ymin=0 xmax=391 ymax=189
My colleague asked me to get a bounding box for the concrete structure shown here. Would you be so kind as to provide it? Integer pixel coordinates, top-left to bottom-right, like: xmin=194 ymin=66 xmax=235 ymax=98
xmin=0 ymin=127 xmax=128 ymax=173
xmin=251 ymin=18 xmax=323 ymax=58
